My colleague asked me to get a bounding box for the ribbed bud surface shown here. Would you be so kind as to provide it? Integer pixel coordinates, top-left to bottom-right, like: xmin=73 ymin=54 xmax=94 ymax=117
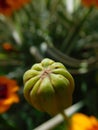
xmin=23 ymin=58 xmax=74 ymax=115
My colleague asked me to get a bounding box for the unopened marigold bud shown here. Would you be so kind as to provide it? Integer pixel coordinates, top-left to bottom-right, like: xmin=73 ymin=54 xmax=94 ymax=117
xmin=23 ymin=58 xmax=75 ymax=115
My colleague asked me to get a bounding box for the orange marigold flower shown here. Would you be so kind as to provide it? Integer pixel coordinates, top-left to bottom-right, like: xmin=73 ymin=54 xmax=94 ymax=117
xmin=0 ymin=76 xmax=20 ymax=114
xmin=70 ymin=113 xmax=98 ymax=130
xmin=0 ymin=0 xmax=31 ymax=16
xmin=82 ymin=0 xmax=98 ymax=7
xmin=2 ymin=43 xmax=14 ymax=51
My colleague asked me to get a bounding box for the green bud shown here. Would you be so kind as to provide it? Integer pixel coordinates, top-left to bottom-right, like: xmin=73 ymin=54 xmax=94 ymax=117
xmin=23 ymin=58 xmax=75 ymax=115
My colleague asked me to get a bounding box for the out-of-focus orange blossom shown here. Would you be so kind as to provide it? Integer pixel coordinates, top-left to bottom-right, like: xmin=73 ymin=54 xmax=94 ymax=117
xmin=0 ymin=0 xmax=31 ymax=16
xmin=69 ymin=113 xmax=98 ymax=130
xmin=2 ymin=43 xmax=14 ymax=51
xmin=0 ymin=76 xmax=20 ymax=114
xmin=82 ymin=0 xmax=98 ymax=7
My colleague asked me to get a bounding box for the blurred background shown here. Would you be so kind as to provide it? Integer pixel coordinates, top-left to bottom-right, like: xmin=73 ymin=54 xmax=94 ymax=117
xmin=0 ymin=0 xmax=98 ymax=129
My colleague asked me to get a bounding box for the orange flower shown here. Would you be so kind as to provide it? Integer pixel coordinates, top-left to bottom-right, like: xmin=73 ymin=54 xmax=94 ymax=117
xmin=0 ymin=0 xmax=31 ymax=16
xmin=2 ymin=43 xmax=14 ymax=51
xmin=82 ymin=0 xmax=98 ymax=7
xmin=70 ymin=113 xmax=98 ymax=130
xmin=0 ymin=76 xmax=20 ymax=113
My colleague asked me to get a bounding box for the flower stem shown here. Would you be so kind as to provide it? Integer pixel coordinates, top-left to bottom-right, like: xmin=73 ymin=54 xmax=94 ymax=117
xmin=61 ymin=110 xmax=70 ymax=128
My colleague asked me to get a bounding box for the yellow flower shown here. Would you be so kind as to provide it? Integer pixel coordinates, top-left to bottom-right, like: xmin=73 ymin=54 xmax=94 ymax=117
xmin=70 ymin=113 xmax=98 ymax=130
xmin=82 ymin=0 xmax=98 ymax=7
xmin=0 ymin=76 xmax=20 ymax=113
xmin=0 ymin=0 xmax=31 ymax=16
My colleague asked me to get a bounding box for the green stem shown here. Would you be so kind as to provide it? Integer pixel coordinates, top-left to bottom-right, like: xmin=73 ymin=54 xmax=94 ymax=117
xmin=60 ymin=111 xmax=70 ymax=128
xmin=61 ymin=7 xmax=94 ymax=54
xmin=0 ymin=114 xmax=17 ymax=129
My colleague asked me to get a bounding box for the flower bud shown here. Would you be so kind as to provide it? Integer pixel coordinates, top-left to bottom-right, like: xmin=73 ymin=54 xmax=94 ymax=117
xmin=23 ymin=58 xmax=74 ymax=115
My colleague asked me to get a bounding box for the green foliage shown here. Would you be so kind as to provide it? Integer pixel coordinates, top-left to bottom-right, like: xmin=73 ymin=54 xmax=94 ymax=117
xmin=0 ymin=0 xmax=98 ymax=129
